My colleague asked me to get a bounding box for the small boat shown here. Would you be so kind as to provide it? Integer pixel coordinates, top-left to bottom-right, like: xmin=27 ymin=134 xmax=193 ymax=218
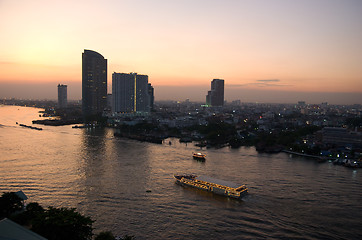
xmin=174 ymin=174 xmax=248 ymax=200
xmin=193 ymin=152 xmax=206 ymax=160
xmin=344 ymin=159 xmax=362 ymax=168
xmin=72 ymin=125 xmax=86 ymax=128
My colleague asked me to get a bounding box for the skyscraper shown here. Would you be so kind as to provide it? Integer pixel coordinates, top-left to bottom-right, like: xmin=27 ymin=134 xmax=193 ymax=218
xmin=206 ymin=79 xmax=224 ymax=106
xmin=112 ymin=72 xmax=151 ymax=113
xmin=148 ymin=83 xmax=154 ymax=111
xmin=57 ymin=84 xmax=67 ymax=108
xmin=82 ymin=49 xmax=107 ymax=118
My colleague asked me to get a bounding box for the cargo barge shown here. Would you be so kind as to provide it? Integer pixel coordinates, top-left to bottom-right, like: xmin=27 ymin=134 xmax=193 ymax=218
xmin=174 ymin=174 xmax=248 ymax=199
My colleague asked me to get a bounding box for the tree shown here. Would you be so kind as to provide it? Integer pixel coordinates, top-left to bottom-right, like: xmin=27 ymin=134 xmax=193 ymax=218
xmin=121 ymin=235 xmax=136 ymax=240
xmin=1 ymin=194 xmax=132 ymax=240
xmin=95 ymin=231 xmax=115 ymax=240
xmin=10 ymin=202 xmax=45 ymax=226
xmin=26 ymin=202 xmax=44 ymax=214
xmin=0 ymin=192 xmax=24 ymax=218
xmin=31 ymin=207 xmax=94 ymax=240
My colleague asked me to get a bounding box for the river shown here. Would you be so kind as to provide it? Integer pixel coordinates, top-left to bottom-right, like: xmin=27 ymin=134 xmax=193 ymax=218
xmin=0 ymin=105 xmax=361 ymax=239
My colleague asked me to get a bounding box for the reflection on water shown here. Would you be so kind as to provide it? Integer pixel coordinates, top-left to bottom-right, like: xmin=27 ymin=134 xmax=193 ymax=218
xmin=1 ymin=105 xmax=362 ymax=239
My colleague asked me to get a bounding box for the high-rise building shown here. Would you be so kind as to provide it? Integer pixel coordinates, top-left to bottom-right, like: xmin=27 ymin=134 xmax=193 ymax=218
xmin=82 ymin=49 xmax=107 ymax=118
xmin=206 ymin=91 xmax=212 ymax=106
xmin=107 ymin=94 xmax=113 ymax=111
xmin=206 ymin=79 xmax=224 ymax=106
xmin=148 ymin=83 xmax=154 ymax=111
xmin=112 ymin=72 xmax=152 ymax=113
xmin=57 ymin=84 xmax=67 ymax=108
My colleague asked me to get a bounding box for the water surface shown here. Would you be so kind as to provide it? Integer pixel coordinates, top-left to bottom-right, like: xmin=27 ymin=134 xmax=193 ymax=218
xmin=0 ymin=105 xmax=361 ymax=239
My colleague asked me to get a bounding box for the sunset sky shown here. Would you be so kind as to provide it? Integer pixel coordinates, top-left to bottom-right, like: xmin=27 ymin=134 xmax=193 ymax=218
xmin=0 ymin=0 xmax=361 ymax=104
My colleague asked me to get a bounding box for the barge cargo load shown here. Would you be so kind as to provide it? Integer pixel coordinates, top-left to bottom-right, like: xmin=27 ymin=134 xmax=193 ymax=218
xmin=174 ymin=174 xmax=248 ymax=199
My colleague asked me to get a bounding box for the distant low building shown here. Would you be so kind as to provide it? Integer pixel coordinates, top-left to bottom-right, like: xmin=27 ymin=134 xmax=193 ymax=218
xmin=231 ymin=100 xmax=241 ymax=106
xmin=298 ymin=101 xmax=306 ymax=107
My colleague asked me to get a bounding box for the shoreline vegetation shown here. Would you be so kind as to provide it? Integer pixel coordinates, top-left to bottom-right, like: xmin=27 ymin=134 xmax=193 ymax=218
xmin=29 ymin=111 xmax=336 ymax=161
xmin=34 ymin=118 xmax=342 ymax=163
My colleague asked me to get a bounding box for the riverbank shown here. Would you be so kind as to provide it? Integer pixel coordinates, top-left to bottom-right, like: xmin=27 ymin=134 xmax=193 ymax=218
xmin=282 ymin=149 xmax=327 ymax=162
xmin=32 ymin=119 xmax=82 ymax=126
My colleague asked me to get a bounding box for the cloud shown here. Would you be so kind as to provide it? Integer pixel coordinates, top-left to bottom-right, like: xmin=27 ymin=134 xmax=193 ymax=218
xmin=256 ymin=79 xmax=280 ymax=83
xmin=228 ymin=79 xmax=293 ymax=88
xmin=227 ymin=83 xmax=254 ymax=88
xmin=254 ymin=79 xmax=291 ymax=87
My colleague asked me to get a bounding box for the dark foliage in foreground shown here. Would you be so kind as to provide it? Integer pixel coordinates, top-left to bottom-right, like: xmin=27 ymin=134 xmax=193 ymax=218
xmin=30 ymin=207 xmax=94 ymax=240
xmin=0 ymin=192 xmax=23 ymax=218
xmin=1 ymin=192 xmax=135 ymax=240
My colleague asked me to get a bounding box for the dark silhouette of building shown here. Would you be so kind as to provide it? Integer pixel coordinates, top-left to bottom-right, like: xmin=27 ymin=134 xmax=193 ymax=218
xmin=82 ymin=49 xmax=107 ymax=118
xmin=206 ymin=79 xmax=224 ymax=106
xmin=148 ymin=83 xmax=154 ymax=111
xmin=57 ymin=84 xmax=67 ymax=108
xmin=107 ymin=94 xmax=112 ymax=111
xmin=112 ymin=72 xmax=152 ymax=113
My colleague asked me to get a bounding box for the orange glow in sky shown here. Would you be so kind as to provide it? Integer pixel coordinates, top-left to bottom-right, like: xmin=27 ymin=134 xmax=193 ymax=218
xmin=0 ymin=0 xmax=361 ymax=104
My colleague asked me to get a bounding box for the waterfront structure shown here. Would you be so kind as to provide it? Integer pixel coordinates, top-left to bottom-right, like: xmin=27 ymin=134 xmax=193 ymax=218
xmin=57 ymin=84 xmax=67 ymax=108
xmin=112 ymin=72 xmax=152 ymax=113
xmin=206 ymin=79 xmax=224 ymax=107
xmin=82 ymin=49 xmax=107 ymax=118
xmin=322 ymin=127 xmax=362 ymax=148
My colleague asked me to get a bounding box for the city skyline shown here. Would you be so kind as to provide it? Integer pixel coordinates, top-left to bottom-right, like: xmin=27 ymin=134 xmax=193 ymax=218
xmin=0 ymin=0 xmax=362 ymax=104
